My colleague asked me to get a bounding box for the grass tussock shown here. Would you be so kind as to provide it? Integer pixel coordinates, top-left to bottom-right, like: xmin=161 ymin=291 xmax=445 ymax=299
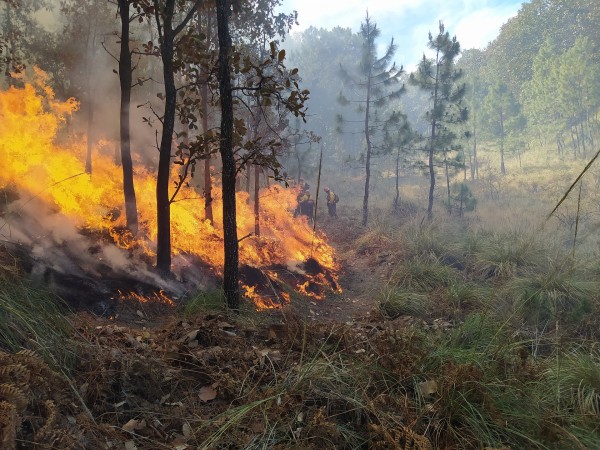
xmin=469 ymin=228 xmax=550 ymax=279
xmin=359 ymin=208 xmax=600 ymax=448
xmin=379 ymin=285 xmax=431 ymax=319
xmin=392 ymin=257 xmax=460 ymax=291
xmin=183 ymin=289 xmax=227 ymax=316
xmin=0 ymin=275 xmax=74 ymax=368
xmin=504 ymin=259 xmax=600 ymax=326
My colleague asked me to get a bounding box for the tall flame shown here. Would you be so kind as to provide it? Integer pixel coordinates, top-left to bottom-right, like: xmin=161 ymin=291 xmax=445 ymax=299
xmin=0 ymin=70 xmax=339 ymax=307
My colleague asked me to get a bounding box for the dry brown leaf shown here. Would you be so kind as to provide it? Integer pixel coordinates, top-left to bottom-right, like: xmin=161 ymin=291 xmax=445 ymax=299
xmin=180 ymin=330 xmax=199 ymax=344
xmin=172 ymin=444 xmax=188 ymax=450
xmin=124 ymin=440 xmax=138 ymax=450
xmin=418 ymin=380 xmax=438 ymax=397
xmin=198 ymin=385 xmax=217 ymax=402
xmin=182 ymin=422 xmax=192 ymax=439
xmin=122 ymin=418 xmax=146 ymax=433
xmin=170 ymin=433 xmax=188 ymax=449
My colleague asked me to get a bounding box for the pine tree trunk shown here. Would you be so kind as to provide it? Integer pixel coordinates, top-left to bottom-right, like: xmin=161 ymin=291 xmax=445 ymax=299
xmin=199 ymin=15 xmax=213 ymax=226
xmin=85 ymin=92 xmax=94 ymax=174
xmin=118 ymin=0 xmax=138 ymax=235
xmin=472 ymin=109 xmax=478 ymax=180
xmin=84 ymin=24 xmax=95 ymax=175
xmin=394 ymin=147 xmax=400 ymax=211
xmin=427 ymin=57 xmax=441 ymax=220
xmin=216 ymin=0 xmax=240 ymax=310
xmin=362 ymin=67 xmax=372 ymax=226
xmin=156 ymin=2 xmax=177 ymax=275
xmin=246 ymin=166 xmax=251 ymax=199
xmin=580 ymin=122 xmax=586 ymax=158
xmin=254 ymin=164 xmax=260 ymax=236
xmin=202 ymin=106 xmax=213 ymax=224
xmin=500 ymin=111 xmax=506 ymax=176
xmin=444 ymin=149 xmax=451 ymax=205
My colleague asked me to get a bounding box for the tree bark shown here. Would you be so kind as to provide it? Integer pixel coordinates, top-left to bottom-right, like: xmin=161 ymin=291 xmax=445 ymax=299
xmin=85 ymin=91 xmax=94 ymax=174
xmin=155 ymin=1 xmax=177 ymax=274
xmin=84 ymin=21 xmax=97 ymax=175
xmin=118 ymin=0 xmax=139 ymax=234
xmin=216 ymin=0 xmax=240 ymax=310
xmin=254 ymin=164 xmax=260 ymax=236
xmin=362 ymin=47 xmax=372 ymax=227
xmin=472 ymin=105 xmax=478 ymax=180
xmin=427 ymin=56 xmax=441 ymax=220
xmin=444 ymin=149 xmax=450 ymax=206
xmin=199 ymin=14 xmax=214 ymax=225
xmin=500 ymin=110 xmax=506 ymax=176
xmin=245 ymin=166 xmax=251 ymax=199
xmin=394 ymin=147 xmax=400 ymax=211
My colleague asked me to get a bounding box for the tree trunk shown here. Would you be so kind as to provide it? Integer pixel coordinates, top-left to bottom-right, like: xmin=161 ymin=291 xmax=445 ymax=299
xmin=202 ymin=126 xmax=213 ymax=224
xmin=362 ymin=64 xmax=372 ymax=227
xmin=84 ymin=24 xmax=96 ymax=174
xmin=3 ymin=4 xmax=14 ymax=83
xmin=85 ymin=92 xmax=94 ymax=174
xmin=427 ymin=56 xmax=441 ymax=220
xmin=580 ymin=121 xmax=586 ymax=158
xmin=499 ymin=110 xmax=506 ymax=176
xmin=394 ymin=147 xmax=400 ymax=211
xmin=472 ymin=97 xmax=478 ymax=180
xmin=216 ymin=0 xmax=240 ymax=310
xmin=199 ymin=14 xmax=213 ymax=225
xmin=118 ymin=0 xmax=138 ymax=234
xmin=468 ymin=150 xmax=474 ymax=181
xmin=155 ymin=2 xmax=177 ymax=275
xmin=254 ymin=164 xmax=260 ymax=236
xmin=245 ymin=166 xmax=251 ymax=198
xmin=296 ymin=152 xmax=302 ymax=184
xmin=444 ymin=149 xmax=450 ymax=205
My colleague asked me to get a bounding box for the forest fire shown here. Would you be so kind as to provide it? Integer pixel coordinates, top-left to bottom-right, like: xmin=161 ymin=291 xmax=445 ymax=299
xmin=115 ymin=289 xmax=176 ymax=306
xmin=0 ymin=71 xmax=340 ymax=308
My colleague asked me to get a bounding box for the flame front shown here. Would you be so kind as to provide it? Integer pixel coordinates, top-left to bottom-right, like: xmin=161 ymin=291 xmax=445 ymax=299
xmin=0 ymin=71 xmax=340 ymax=307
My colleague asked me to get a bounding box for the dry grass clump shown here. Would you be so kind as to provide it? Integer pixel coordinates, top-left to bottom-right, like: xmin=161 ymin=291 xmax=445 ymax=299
xmin=0 ymin=349 xmax=103 ymax=449
xmin=503 ymin=259 xmax=600 ymax=326
xmin=354 ymin=213 xmax=405 ymax=256
xmin=379 ymin=285 xmax=431 ymax=319
xmin=0 ymin=275 xmax=74 ymax=367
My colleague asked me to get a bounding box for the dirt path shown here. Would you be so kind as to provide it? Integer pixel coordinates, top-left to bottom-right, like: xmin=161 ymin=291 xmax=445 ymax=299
xmin=310 ymin=214 xmax=394 ymax=322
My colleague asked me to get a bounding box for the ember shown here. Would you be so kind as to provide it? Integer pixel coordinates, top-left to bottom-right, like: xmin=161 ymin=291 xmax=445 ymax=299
xmin=0 ymin=71 xmax=341 ymax=308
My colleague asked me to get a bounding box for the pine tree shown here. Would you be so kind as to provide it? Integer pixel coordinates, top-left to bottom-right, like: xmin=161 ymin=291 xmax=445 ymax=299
xmin=482 ymin=82 xmax=522 ymax=175
xmin=338 ymin=11 xmax=404 ymax=226
xmin=410 ymin=22 xmax=467 ymax=218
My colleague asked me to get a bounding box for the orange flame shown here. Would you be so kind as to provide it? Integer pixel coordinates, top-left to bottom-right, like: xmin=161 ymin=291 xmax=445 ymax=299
xmin=0 ymin=70 xmax=340 ymax=307
xmin=116 ymin=289 xmax=175 ymax=306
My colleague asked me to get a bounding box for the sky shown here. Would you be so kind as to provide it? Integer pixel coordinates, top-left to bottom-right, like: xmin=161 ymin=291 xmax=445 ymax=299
xmin=278 ymin=0 xmax=525 ymax=67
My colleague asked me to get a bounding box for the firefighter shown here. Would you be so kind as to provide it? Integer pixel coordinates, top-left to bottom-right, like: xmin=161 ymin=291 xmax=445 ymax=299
xmin=324 ymin=186 xmax=338 ymax=217
xmin=295 ymin=183 xmax=311 ymax=219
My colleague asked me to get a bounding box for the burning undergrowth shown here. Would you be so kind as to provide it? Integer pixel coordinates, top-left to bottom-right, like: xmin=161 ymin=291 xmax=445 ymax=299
xmin=240 ymin=257 xmax=341 ymax=309
xmin=0 ymin=70 xmax=341 ymax=309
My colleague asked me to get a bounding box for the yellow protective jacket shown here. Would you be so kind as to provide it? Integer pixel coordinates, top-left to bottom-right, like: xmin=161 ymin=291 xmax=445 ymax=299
xmin=326 ymin=191 xmax=336 ymax=204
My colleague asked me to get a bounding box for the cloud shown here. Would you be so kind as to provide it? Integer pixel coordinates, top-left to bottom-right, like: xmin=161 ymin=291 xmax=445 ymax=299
xmin=453 ymin=5 xmax=520 ymax=49
xmin=279 ymin=0 xmax=522 ymax=61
